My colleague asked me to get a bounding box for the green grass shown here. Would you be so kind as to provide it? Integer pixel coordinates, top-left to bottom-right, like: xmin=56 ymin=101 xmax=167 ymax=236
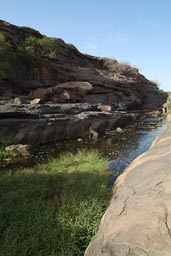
xmin=0 ymin=149 xmax=111 ymax=256
xmin=0 ymin=149 xmax=19 ymax=161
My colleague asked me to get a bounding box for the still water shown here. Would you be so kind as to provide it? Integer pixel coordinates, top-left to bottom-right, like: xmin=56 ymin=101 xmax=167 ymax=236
xmin=3 ymin=115 xmax=165 ymax=184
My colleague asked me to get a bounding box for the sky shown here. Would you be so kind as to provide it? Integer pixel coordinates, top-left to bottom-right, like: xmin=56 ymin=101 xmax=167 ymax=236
xmin=0 ymin=0 xmax=171 ymax=91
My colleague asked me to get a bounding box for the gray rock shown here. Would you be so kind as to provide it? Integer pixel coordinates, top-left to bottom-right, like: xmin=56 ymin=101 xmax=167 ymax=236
xmin=85 ymin=114 xmax=171 ymax=256
xmin=0 ymin=102 xmax=136 ymax=145
xmin=55 ymin=81 xmax=92 ymax=92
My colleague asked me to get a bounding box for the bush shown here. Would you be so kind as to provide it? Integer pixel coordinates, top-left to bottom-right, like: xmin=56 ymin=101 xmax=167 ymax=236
xmin=0 ymin=149 xmax=19 ymax=161
xmin=23 ymin=36 xmax=58 ymax=59
xmin=0 ymin=33 xmax=14 ymax=80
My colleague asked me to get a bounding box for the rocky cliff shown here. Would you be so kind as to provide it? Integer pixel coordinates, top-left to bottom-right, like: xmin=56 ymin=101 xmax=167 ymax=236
xmin=85 ymin=114 xmax=171 ymax=256
xmin=0 ymin=20 xmax=167 ymax=110
xmin=0 ymin=20 xmax=167 ymax=145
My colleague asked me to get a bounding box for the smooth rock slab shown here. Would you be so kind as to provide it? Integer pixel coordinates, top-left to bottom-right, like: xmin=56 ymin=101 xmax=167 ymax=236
xmin=85 ymin=114 xmax=171 ymax=256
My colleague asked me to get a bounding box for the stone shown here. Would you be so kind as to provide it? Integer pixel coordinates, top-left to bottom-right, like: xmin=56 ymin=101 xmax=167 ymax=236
xmin=30 ymin=98 xmax=42 ymax=105
xmin=5 ymin=144 xmax=32 ymax=157
xmin=0 ymin=102 xmax=136 ymax=145
xmin=29 ymin=88 xmax=54 ymax=101
xmin=60 ymin=90 xmax=71 ymax=100
xmin=89 ymin=127 xmax=99 ymax=140
xmin=116 ymin=127 xmax=123 ymax=133
xmin=98 ymin=105 xmax=112 ymax=112
xmin=56 ymin=81 xmax=92 ymax=93
xmin=14 ymin=98 xmax=30 ymax=105
xmin=78 ymin=138 xmax=83 ymax=142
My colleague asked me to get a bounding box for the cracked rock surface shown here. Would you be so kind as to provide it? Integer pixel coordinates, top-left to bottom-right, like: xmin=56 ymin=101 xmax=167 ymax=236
xmin=85 ymin=114 xmax=171 ymax=256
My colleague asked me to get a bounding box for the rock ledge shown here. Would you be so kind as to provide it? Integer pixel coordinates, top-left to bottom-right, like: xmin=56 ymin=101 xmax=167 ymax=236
xmin=85 ymin=114 xmax=171 ymax=256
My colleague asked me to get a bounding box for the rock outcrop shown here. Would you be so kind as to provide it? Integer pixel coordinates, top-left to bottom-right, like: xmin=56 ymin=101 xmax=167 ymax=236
xmin=0 ymin=102 xmax=137 ymax=145
xmin=0 ymin=20 xmax=167 ymax=110
xmin=85 ymin=114 xmax=171 ymax=256
xmin=0 ymin=20 xmax=168 ymax=145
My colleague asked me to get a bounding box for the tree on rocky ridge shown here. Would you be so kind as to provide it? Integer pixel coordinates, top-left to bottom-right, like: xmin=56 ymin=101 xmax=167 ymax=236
xmin=23 ymin=36 xmax=58 ymax=59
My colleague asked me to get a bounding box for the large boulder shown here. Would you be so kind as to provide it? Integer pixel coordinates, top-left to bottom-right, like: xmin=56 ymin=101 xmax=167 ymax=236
xmin=54 ymin=82 xmax=93 ymax=96
xmin=29 ymin=88 xmax=54 ymax=101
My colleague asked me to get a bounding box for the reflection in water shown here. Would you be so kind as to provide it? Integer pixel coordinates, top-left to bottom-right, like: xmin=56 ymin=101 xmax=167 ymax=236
xmin=2 ymin=116 xmax=165 ymax=185
xmin=38 ymin=116 xmax=165 ymax=186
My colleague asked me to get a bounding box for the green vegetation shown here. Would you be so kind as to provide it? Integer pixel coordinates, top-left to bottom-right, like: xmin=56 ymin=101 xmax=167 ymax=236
xmin=0 ymin=150 xmax=111 ymax=256
xmin=0 ymin=33 xmax=14 ymax=80
xmin=0 ymin=149 xmax=18 ymax=161
xmin=19 ymin=36 xmax=58 ymax=59
xmin=0 ymin=33 xmax=58 ymax=80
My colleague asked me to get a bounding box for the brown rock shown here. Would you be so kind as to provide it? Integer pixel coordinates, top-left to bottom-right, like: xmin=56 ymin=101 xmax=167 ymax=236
xmin=60 ymin=90 xmax=71 ymax=100
xmin=98 ymin=105 xmax=112 ymax=112
xmin=5 ymin=144 xmax=32 ymax=157
xmin=116 ymin=127 xmax=123 ymax=133
xmin=14 ymin=98 xmax=30 ymax=105
xmin=89 ymin=127 xmax=98 ymax=140
xmin=30 ymin=98 xmax=42 ymax=104
xmin=29 ymin=88 xmax=53 ymax=101
xmin=55 ymin=81 xmax=92 ymax=94
xmin=0 ymin=20 xmax=167 ymax=110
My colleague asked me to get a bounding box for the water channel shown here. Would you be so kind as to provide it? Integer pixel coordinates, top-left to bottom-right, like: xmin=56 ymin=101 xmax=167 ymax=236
xmin=2 ymin=114 xmax=166 ymax=185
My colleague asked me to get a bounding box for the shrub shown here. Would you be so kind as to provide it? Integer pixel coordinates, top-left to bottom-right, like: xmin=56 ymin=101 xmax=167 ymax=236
xmin=23 ymin=36 xmax=58 ymax=59
xmin=0 ymin=149 xmax=19 ymax=161
xmin=0 ymin=33 xmax=13 ymax=80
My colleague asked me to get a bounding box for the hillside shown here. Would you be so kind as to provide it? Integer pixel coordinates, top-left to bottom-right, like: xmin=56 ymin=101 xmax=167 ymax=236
xmin=0 ymin=20 xmax=168 ymax=145
xmin=0 ymin=20 xmax=167 ymax=110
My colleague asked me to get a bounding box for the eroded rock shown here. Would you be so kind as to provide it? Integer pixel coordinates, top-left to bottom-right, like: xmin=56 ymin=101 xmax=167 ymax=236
xmin=0 ymin=20 xmax=167 ymax=110
xmin=85 ymin=114 xmax=171 ymax=256
xmin=0 ymin=102 xmax=137 ymax=145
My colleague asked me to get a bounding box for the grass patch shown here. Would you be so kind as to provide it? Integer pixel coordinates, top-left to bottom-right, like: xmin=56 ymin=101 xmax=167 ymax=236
xmin=0 ymin=149 xmax=111 ymax=256
xmin=0 ymin=149 xmax=19 ymax=161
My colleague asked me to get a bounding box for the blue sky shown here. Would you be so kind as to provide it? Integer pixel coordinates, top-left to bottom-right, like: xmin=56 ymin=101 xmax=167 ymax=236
xmin=0 ymin=0 xmax=171 ymax=91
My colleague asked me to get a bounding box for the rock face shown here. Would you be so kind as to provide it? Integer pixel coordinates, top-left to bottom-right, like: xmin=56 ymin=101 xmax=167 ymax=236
xmin=85 ymin=114 xmax=171 ymax=256
xmin=0 ymin=20 xmax=167 ymax=110
xmin=0 ymin=20 xmax=168 ymax=145
xmin=0 ymin=102 xmax=137 ymax=145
